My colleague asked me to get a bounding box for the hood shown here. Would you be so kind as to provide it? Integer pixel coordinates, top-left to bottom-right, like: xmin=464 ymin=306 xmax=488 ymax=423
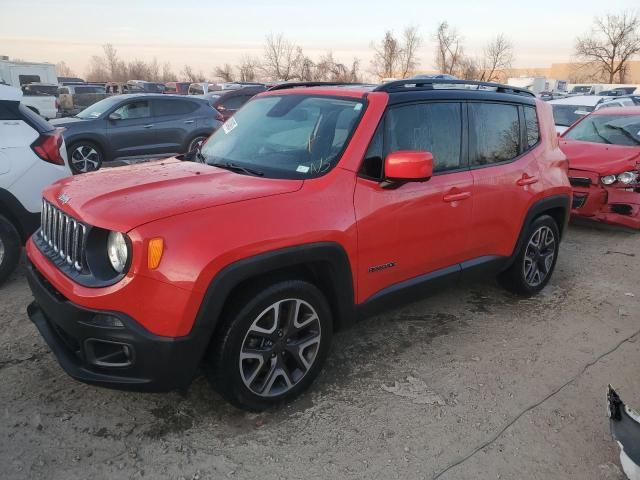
xmin=50 ymin=116 xmax=94 ymax=128
xmin=44 ymin=158 xmax=303 ymax=232
xmin=560 ymin=139 xmax=640 ymax=175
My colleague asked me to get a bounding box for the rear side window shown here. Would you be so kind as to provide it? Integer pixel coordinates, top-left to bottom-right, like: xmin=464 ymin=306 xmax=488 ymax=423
xmin=385 ymin=102 xmax=463 ymax=172
xmin=523 ymin=106 xmax=540 ymax=148
xmin=153 ymin=99 xmax=199 ymax=116
xmin=0 ymin=100 xmax=20 ymax=120
xmin=469 ymin=103 xmax=520 ymax=166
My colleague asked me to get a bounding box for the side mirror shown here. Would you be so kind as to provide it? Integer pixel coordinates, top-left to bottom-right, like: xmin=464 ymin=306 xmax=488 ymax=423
xmin=108 ymin=112 xmax=122 ymax=121
xmin=382 ymin=150 xmax=433 ymax=188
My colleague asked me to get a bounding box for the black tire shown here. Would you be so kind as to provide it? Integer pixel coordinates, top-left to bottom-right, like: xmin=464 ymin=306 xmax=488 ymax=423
xmin=498 ymin=214 xmax=560 ymax=296
xmin=206 ymin=280 xmax=333 ymax=411
xmin=68 ymin=141 xmax=103 ymax=174
xmin=187 ymin=135 xmax=208 ymax=153
xmin=0 ymin=215 xmax=21 ymax=286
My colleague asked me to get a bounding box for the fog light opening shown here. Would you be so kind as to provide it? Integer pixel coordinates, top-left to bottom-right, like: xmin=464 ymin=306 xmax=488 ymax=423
xmin=85 ymin=339 xmax=134 ymax=368
xmin=86 ymin=314 xmax=124 ymax=329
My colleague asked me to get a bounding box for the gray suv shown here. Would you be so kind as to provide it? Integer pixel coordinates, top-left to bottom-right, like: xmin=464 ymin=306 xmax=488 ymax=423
xmin=51 ymin=94 xmax=223 ymax=173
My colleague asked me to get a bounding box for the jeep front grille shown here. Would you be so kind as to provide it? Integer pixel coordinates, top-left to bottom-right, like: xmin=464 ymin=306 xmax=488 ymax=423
xmin=40 ymin=199 xmax=88 ymax=272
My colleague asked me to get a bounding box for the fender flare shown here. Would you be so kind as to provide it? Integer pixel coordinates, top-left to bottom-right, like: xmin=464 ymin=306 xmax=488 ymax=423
xmin=192 ymin=242 xmax=356 ymax=337
xmin=509 ymin=193 xmax=571 ymax=263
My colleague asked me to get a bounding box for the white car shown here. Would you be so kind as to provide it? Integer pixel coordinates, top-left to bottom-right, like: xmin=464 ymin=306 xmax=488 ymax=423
xmin=548 ymin=95 xmax=634 ymax=134
xmin=0 ymin=85 xmax=71 ymax=283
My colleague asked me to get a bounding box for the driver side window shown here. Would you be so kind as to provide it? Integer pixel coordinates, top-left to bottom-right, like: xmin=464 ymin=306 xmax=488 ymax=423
xmin=113 ymin=100 xmax=150 ymax=120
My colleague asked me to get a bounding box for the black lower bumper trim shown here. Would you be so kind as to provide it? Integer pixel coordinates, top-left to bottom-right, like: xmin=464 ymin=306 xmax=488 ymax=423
xmin=26 ymin=262 xmax=212 ymax=392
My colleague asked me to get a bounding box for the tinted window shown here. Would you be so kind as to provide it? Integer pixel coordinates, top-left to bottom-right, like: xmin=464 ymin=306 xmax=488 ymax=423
xmin=59 ymin=87 xmax=70 ymax=95
xmin=113 ymin=100 xmax=151 ymax=119
xmin=469 ymin=103 xmax=520 ymax=166
xmin=360 ymin=124 xmax=384 ymax=180
xmin=189 ymin=84 xmax=204 ymax=95
xmin=385 ymin=102 xmax=463 ymax=172
xmin=524 ymin=106 xmax=540 ymax=148
xmin=564 ymin=114 xmax=640 ymax=146
xmin=74 ymin=86 xmax=105 ymax=94
xmin=0 ymin=100 xmax=20 ymax=120
xmin=19 ymin=75 xmax=40 ymax=85
xmin=154 ymin=99 xmax=198 ymax=116
xmin=220 ymin=95 xmax=252 ymax=110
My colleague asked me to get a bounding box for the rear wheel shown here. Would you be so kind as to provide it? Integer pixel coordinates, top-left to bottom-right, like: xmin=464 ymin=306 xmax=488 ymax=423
xmin=498 ymin=215 xmax=560 ymax=296
xmin=68 ymin=141 xmax=103 ymax=174
xmin=0 ymin=215 xmax=21 ymax=286
xmin=206 ymin=280 xmax=333 ymax=411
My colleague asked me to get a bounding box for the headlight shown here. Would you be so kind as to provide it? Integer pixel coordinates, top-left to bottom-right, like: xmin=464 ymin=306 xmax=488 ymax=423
xmin=107 ymin=231 xmax=129 ymax=273
xmin=601 ymin=175 xmax=617 ymax=185
xmin=617 ymin=171 xmax=638 ymax=184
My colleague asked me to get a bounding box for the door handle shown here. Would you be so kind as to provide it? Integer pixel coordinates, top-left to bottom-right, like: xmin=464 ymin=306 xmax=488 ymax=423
xmin=443 ymin=191 xmax=471 ymax=203
xmin=184 ymin=120 xmax=195 ymax=124
xmin=143 ymin=124 xmax=154 ymax=128
xmin=517 ymin=174 xmax=538 ymax=186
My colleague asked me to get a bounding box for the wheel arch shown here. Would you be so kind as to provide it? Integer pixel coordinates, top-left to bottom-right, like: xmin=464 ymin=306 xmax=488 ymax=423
xmin=193 ymin=242 xmax=356 ymax=345
xmin=0 ymin=188 xmax=39 ymax=242
xmin=509 ymin=194 xmax=570 ymax=265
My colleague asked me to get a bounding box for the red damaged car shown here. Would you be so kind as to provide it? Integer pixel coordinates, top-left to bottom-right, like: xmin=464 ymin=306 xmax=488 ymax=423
xmin=560 ymin=106 xmax=640 ymax=229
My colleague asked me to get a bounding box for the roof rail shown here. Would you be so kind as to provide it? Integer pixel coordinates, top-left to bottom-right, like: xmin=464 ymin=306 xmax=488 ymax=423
xmin=374 ymin=79 xmax=535 ymax=97
xmin=267 ymin=81 xmax=373 ymax=91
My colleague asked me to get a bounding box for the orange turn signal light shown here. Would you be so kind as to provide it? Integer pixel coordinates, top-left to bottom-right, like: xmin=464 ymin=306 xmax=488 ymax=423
xmin=147 ymin=238 xmax=164 ymax=270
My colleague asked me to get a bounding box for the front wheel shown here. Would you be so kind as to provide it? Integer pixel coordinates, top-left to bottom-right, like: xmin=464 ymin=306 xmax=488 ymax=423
xmin=207 ymin=280 xmax=333 ymax=411
xmin=0 ymin=215 xmax=21 ymax=286
xmin=68 ymin=141 xmax=103 ymax=174
xmin=498 ymin=215 xmax=560 ymax=296
xmin=187 ymin=135 xmax=208 ymax=153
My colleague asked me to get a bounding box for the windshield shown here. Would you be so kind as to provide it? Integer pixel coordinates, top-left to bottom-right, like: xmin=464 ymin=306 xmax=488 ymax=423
xmin=76 ymin=96 xmax=122 ymax=119
xmin=200 ymin=95 xmax=365 ymax=179
xmin=564 ymin=114 xmax=640 ymax=146
xmin=570 ymin=86 xmax=591 ymax=94
xmin=551 ymin=104 xmax=595 ymax=127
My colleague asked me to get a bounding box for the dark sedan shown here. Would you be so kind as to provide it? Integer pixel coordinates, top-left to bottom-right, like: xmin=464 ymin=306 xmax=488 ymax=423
xmin=200 ymin=86 xmax=266 ymax=121
xmin=51 ymin=94 xmax=223 ymax=173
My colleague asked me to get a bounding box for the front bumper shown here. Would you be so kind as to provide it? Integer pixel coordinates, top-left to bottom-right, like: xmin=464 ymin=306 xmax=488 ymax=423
xmin=26 ymin=262 xmax=210 ymax=392
xmin=569 ymin=173 xmax=640 ymax=229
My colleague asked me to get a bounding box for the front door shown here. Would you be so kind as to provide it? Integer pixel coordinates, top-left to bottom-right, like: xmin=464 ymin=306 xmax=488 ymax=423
xmin=106 ymin=99 xmax=156 ymax=159
xmin=354 ymin=101 xmax=473 ymax=303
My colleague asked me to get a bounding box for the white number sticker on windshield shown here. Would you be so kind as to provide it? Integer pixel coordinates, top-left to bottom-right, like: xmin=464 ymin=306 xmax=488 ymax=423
xmin=296 ymin=165 xmax=310 ymax=173
xmin=222 ymin=117 xmax=238 ymax=134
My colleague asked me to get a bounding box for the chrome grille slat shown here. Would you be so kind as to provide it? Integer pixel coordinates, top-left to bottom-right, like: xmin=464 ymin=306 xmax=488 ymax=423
xmin=39 ymin=199 xmax=88 ymax=272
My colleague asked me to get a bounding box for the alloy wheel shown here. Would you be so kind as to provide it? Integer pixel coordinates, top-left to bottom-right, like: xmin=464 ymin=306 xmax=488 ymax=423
xmin=523 ymin=225 xmax=556 ymax=288
xmin=239 ymin=298 xmax=322 ymax=397
xmin=189 ymin=136 xmax=207 ymax=152
xmin=70 ymin=145 xmax=101 ymax=173
xmin=0 ymin=236 xmax=5 ymax=266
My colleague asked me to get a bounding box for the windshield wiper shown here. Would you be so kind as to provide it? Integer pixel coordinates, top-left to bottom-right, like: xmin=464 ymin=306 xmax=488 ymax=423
xmin=603 ymin=124 xmax=640 ymax=145
xmin=592 ymin=122 xmax=612 ymax=144
xmin=211 ymin=162 xmax=264 ymax=177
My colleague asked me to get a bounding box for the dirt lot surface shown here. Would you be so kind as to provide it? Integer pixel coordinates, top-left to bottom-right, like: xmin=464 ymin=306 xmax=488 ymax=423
xmin=1 ymin=222 xmax=639 ymax=480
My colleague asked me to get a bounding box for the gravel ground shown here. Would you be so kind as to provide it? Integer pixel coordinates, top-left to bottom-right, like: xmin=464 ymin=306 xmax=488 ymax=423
xmin=1 ymin=221 xmax=638 ymax=480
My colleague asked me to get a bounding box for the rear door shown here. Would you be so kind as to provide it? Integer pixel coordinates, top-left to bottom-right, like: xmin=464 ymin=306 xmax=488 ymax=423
xmin=354 ymin=101 xmax=474 ymax=302
xmin=468 ymin=102 xmax=543 ymax=259
xmin=106 ymin=99 xmax=155 ymax=158
xmin=151 ymin=99 xmax=200 ymax=153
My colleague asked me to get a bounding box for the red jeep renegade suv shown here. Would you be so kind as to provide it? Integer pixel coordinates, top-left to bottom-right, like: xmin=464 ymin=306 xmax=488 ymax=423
xmin=26 ymin=80 xmax=571 ymax=410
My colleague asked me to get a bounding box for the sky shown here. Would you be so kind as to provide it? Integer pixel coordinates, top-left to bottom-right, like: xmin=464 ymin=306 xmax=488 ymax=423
xmin=0 ymin=0 xmax=638 ymax=78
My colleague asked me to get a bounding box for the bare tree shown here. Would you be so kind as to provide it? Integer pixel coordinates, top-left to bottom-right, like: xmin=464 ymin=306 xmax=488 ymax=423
xmin=458 ymin=57 xmax=480 ymax=80
xmin=434 ymin=21 xmax=464 ymax=75
xmin=399 ymin=26 xmax=422 ymax=78
xmin=182 ymin=65 xmax=206 ymax=83
xmin=161 ymin=62 xmax=175 ymax=82
xmin=370 ymin=31 xmax=402 ymax=79
xmin=214 ymin=64 xmax=235 ymax=82
xmin=85 ymin=56 xmax=109 ymax=82
xmin=237 ymin=56 xmax=259 ymax=82
xmin=480 ymin=34 xmax=514 ymax=82
xmin=261 ymin=33 xmax=301 ymax=81
xmin=102 ymin=44 xmax=127 ymax=81
xmin=575 ymin=11 xmax=640 ymax=83
xmin=56 ymin=61 xmax=75 ymax=77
